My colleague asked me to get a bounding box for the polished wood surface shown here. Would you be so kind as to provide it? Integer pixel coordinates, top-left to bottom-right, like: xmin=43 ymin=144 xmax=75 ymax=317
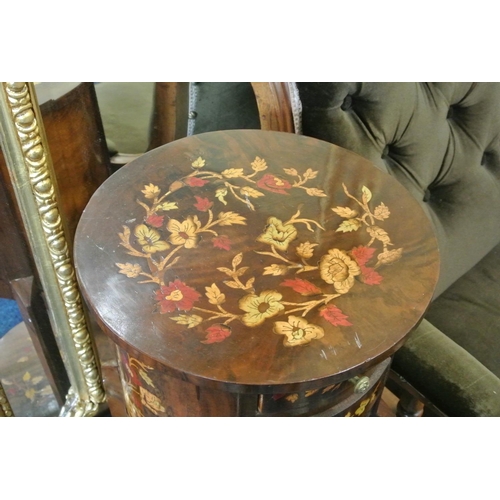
xmin=251 ymin=83 xmax=295 ymax=133
xmin=148 ymin=83 xmax=190 ymax=151
xmin=75 ymin=130 xmax=439 ymax=406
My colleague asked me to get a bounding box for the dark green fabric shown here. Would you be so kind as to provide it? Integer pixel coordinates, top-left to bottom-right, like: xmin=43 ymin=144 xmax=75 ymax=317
xmin=424 ymin=242 xmax=500 ymax=379
xmin=297 ymin=83 xmax=500 ymax=298
xmin=192 ymin=83 xmax=261 ymax=134
xmin=393 ymin=319 xmax=500 ymax=416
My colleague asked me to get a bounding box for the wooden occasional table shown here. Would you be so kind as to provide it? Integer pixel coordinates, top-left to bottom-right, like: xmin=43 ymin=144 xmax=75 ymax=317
xmin=75 ymin=130 xmax=439 ymax=417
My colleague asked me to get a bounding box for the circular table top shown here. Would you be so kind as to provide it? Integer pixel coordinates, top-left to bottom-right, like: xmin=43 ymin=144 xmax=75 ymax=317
xmin=75 ymin=130 xmax=439 ymax=393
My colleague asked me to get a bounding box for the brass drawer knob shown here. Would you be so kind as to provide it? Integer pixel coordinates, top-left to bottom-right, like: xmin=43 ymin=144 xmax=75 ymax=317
xmin=350 ymin=375 xmax=370 ymax=393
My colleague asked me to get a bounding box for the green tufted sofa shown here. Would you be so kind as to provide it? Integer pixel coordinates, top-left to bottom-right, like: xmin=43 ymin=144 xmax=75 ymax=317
xmin=183 ymin=82 xmax=500 ymax=416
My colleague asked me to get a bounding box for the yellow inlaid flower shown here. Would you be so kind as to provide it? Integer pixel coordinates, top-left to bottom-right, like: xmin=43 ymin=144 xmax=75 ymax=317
xmin=167 ymin=217 xmax=200 ymax=248
xmin=134 ymin=224 xmax=169 ymax=253
xmin=257 ymin=217 xmax=298 ymax=251
xmin=273 ymin=316 xmax=325 ymax=347
xmin=239 ymin=290 xmax=284 ymax=327
xmin=319 ymin=248 xmax=361 ymax=294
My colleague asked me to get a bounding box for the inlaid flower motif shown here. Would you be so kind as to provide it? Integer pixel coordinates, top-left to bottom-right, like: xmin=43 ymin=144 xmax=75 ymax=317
xmin=116 ymin=262 xmax=142 ymax=278
xmin=201 ymin=324 xmax=232 ymax=344
xmin=185 ymin=176 xmax=208 ymax=187
xmin=239 ymin=290 xmax=284 ymax=327
xmin=273 ymin=316 xmax=325 ymax=347
xmin=139 ymin=386 xmax=165 ymax=415
xmin=155 ymin=279 xmax=202 ymax=313
xmin=212 ymin=235 xmax=231 ymax=251
xmin=167 ymin=217 xmax=200 ymax=248
xmin=319 ymin=249 xmax=361 ymax=294
xmin=256 ymin=174 xmax=292 ymax=194
xmin=145 ymin=214 xmax=164 ymax=228
xmin=194 ymin=196 xmax=213 ymax=212
xmin=134 ymin=224 xmax=169 ymax=253
xmin=257 ymin=217 xmax=298 ymax=251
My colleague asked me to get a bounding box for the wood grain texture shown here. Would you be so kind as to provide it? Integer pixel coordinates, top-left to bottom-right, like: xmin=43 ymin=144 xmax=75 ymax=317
xmin=75 ymin=130 xmax=439 ymax=400
xmin=148 ymin=82 xmax=189 ymax=150
xmin=251 ymin=83 xmax=295 ymax=133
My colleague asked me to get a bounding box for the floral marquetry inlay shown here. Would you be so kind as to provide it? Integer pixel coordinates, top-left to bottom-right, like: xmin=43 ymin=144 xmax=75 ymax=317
xmin=115 ymin=153 xmax=404 ymax=348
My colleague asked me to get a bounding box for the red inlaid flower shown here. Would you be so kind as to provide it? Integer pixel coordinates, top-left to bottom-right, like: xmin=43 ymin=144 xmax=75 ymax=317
xmin=319 ymin=304 xmax=352 ymax=327
xmin=185 ymin=176 xmax=209 ymax=187
xmin=360 ymin=266 xmax=383 ymax=285
xmin=256 ymin=174 xmax=292 ymax=194
xmin=201 ymin=324 xmax=231 ymax=344
xmin=145 ymin=213 xmax=164 ymax=228
xmin=155 ymin=279 xmax=201 ymax=314
xmin=194 ymin=196 xmax=213 ymax=212
xmin=351 ymin=245 xmax=376 ymax=267
xmin=280 ymin=278 xmax=322 ymax=296
xmin=212 ymin=235 xmax=231 ymax=251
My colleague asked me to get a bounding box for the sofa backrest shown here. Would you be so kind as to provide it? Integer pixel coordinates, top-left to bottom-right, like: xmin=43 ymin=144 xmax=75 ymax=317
xmin=296 ymin=83 xmax=500 ymax=296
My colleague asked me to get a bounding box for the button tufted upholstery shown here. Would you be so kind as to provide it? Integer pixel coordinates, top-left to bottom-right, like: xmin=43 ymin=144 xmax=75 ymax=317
xmin=297 ymin=83 xmax=500 ymax=297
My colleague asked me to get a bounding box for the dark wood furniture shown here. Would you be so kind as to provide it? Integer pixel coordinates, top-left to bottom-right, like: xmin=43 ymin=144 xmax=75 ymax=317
xmin=75 ymin=129 xmax=439 ymax=417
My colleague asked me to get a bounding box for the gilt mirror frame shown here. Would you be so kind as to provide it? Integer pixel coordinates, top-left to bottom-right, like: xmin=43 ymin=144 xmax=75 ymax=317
xmin=0 ymin=82 xmax=106 ymax=417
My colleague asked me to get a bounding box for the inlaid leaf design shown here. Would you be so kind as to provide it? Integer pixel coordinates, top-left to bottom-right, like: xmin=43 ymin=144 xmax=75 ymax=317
xmin=296 ymin=241 xmax=317 ymax=259
xmin=160 ymin=202 xmax=179 ymax=211
xmin=367 ymin=226 xmax=392 ymax=245
xmin=251 ymin=156 xmax=268 ymax=172
xmin=192 ymin=157 xmax=206 ymax=168
xmin=232 ymin=253 xmax=243 ymax=268
xmin=332 ymin=206 xmax=358 ymax=218
xmin=362 ymin=185 xmax=372 ymax=203
xmin=305 ymin=187 xmax=327 ymax=197
xmin=374 ymin=202 xmax=390 ymax=220
xmin=141 ymin=184 xmax=160 ymax=199
xmin=218 ymin=212 xmax=247 ymax=226
xmin=280 ymin=278 xmax=322 ymax=296
xmin=116 ymin=263 xmax=142 ymax=278
xmin=303 ymin=168 xmax=318 ymax=180
xmin=221 ymin=168 xmax=244 ymax=178
xmin=336 ymin=219 xmax=362 ymax=233
xmin=205 ymin=283 xmax=226 ymax=305
xmin=320 ymin=305 xmax=352 ymax=327
xmin=170 ymin=314 xmax=203 ymax=328
xmin=240 ymin=186 xmax=265 ymax=198
xmin=263 ymin=264 xmax=288 ymax=276
xmin=377 ymin=248 xmax=403 ymax=265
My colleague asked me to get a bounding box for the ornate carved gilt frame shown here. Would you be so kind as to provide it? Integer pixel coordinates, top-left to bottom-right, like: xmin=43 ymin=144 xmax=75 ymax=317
xmin=0 ymin=82 xmax=106 ymax=416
